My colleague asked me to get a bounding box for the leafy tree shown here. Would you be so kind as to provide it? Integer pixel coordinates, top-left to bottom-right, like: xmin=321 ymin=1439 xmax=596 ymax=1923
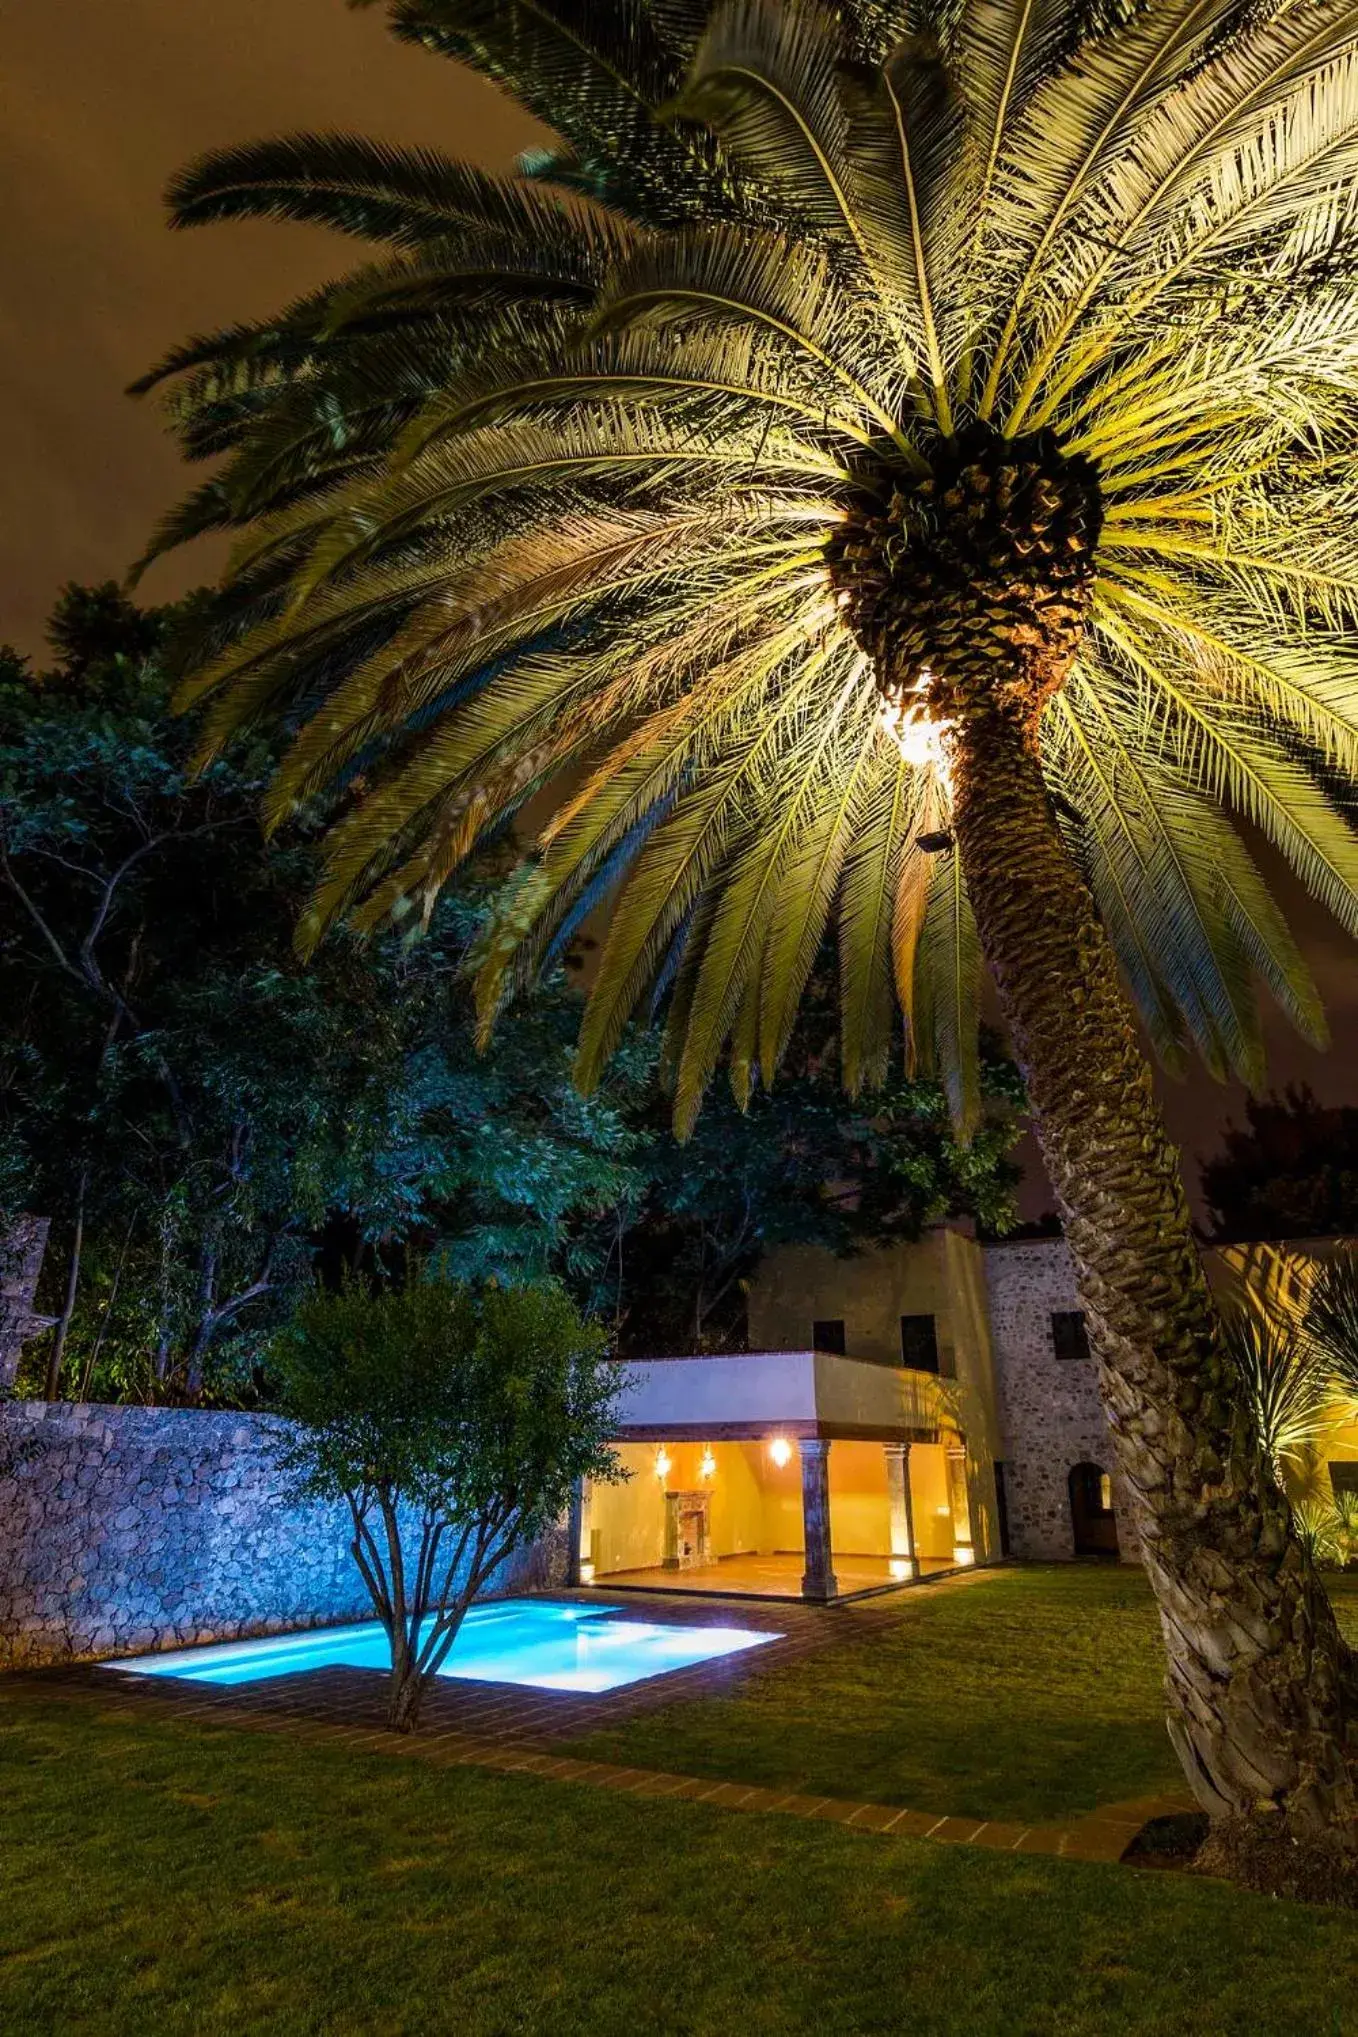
xmin=0 ymin=583 xmax=341 ymax=1399
xmin=1203 ymin=1089 xmax=1358 ymax=1245
xmin=270 ymin=1274 xmax=619 ymax=1731
xmin=141 ymin=0 xmax=1358 ymax=1849
xmin=0 ymin=589 xmax=651 ymax=1400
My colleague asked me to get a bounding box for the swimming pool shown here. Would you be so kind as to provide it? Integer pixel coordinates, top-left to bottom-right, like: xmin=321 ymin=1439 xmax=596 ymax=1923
xmin=105 ymin=1598 xmax=779 ymax=1694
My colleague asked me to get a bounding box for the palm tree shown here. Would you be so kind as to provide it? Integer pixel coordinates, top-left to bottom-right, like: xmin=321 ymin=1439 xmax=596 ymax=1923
xmin=141 ymin=1 xmax=1358 ymax=1845
xmin=1223 ymin=1309 xmax=1339 ymax=1489
xmin=1307 ymin=1256 xmax=1358 ymax=1418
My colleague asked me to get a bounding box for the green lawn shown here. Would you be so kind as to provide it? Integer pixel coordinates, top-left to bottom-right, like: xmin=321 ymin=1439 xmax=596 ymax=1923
xmin=3 ymin=1689 xmax=1358 ymax=2037
xmin=568 ymin=1565 xmax=1358 ymax=1824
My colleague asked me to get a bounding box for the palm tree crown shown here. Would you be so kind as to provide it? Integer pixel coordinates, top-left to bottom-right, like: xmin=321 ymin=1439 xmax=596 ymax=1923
xmin=143 ymin=0 xmax=1358 ymax=1133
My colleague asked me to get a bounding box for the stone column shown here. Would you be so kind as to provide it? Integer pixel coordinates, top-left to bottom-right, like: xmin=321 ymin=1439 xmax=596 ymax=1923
xmin=946 ymin=1441 xmax=976 ymax=1566
xmin=568 ymin=1478 xmax=595 ymax=1586
xmin=884 ymin=1442 xmax=916 ymax=1580
xmin=799 ymin=1438 xmax=837 ymax=1601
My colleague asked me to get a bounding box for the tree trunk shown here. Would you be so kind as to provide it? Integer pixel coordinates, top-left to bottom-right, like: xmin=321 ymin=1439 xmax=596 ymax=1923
xmin=183 ymin=1232 xmax=219 ymax=1405
xmin=44 ymin=1169 xmax=88 ymax=1402
xmin=947 ymin=694 xmax=1356 ymax=1834
xmin=386 ymin=1652 xmax=425 ymax=1734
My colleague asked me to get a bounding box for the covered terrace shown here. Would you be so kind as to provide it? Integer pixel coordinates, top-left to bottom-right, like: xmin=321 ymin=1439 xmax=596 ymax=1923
xmin=571 ymin=1350 xmax=980 ymax=1602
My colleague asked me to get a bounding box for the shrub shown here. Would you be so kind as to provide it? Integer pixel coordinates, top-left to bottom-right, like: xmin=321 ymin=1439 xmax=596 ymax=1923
xmin=270 ymin=1275 xmax=620 ymax=1730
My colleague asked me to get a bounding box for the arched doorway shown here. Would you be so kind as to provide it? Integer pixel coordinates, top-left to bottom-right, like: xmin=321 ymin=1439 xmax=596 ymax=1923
xmin=1068 ymin=1462 xmax=1119 ymax=1557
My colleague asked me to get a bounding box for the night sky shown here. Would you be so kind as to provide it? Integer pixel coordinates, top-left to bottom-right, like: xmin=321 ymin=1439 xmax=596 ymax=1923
xmin=6 ymin=0 xmax=1358 ymax=1213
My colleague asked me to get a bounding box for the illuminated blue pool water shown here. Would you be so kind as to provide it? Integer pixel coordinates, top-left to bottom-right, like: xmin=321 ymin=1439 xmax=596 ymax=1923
xmin=105 ymin=1598 xmax=778 ymax=1694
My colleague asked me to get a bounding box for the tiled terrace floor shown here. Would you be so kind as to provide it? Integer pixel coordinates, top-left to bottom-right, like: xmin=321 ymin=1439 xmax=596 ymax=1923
xmin=18 ymin=1574 xmax=1198 ymax=1869
xmin=599 ymin=1551 xmax=956 ymax=1598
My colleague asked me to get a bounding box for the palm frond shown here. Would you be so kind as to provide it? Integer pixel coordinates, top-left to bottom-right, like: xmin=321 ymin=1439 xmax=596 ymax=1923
xmin=1224 ymin=1307 xmax=1340 ymax=1483
xmin=148 ymin=0 xmax=1358 ymax=1140
xmin=913 ymin=827 xmax=984 ymax=1134
xmin=675 ymin=0 xmax=867 ymax=248
xmin=838 ymin=744 xmax=921 ymax=1094
xmin=164 ymin=134 xmax=618 ymax=247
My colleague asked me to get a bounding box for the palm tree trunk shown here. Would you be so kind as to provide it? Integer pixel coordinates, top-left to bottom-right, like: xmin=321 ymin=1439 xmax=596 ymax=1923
xmin=947 ymin=693 xmax=1356 ymax=1834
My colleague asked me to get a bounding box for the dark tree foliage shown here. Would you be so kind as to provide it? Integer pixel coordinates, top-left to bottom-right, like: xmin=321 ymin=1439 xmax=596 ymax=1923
xmin=0 ymin=587 xmax=648 ymax=1401
xmin=606 ymin=982 xmax=1021 ymax=1354
xmin=0 ymin=587 xmax=1021 ymax=1399
xmin=1201 ymin=1088 xmax=1358 ymax=1244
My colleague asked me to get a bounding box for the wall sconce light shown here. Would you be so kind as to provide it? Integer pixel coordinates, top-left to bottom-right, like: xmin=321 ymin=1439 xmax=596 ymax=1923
xmin=768 ymin=1435 xmax=793 ymax=1468
xmin=654 ymin=1447 xmax=672 ymax=1481
xmin=699 ymin=1447 xmax=717 ymax=1480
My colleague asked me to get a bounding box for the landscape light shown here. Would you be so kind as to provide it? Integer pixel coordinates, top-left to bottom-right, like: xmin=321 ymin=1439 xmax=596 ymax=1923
xmin=878 ymin=672 xmax=950 ymax=777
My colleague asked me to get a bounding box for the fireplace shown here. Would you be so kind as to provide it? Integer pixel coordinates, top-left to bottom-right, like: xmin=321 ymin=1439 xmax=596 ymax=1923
xmin=663 ymin=1489 xmax=712 ymax=1571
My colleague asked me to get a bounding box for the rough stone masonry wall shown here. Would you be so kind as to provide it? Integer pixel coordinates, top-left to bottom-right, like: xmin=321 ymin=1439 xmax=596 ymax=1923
xmin=983 ymin=1240 xmax=1141 ymax=1564
xmin=0 ymin=1402 xmax=566 ymax=1668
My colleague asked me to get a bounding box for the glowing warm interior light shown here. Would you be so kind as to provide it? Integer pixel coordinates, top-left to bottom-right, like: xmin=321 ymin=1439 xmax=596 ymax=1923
xmin=768 ymin=1435 xmax=793 ymax=1468
xmin=654 ymin=1447 xmax=672 ymax=1481
xmin=699 ymin=1447 xmax=717 ymax=1481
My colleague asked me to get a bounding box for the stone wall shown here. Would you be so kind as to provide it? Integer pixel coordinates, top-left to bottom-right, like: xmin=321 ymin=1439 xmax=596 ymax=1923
xmin=0 ymin=1401 xmax=566 ymax=1668
xmin=983 ymin=1239 xmax=1141 ymax=1563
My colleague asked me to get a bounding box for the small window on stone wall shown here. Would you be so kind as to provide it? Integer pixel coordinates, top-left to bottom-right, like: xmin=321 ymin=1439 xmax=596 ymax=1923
xmin=812 ymin=1318 xmax=846 ymax=1355
xmin=900 ymin=1314 xmax=940 ymax=1374
xmin=1052 ymin=1310 xmax=1091 ymax=1363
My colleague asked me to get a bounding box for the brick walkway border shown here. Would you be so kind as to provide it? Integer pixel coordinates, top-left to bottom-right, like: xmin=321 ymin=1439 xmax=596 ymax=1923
xmin=28 ymin=1586 xmax=881 ymax=1744
xmin=10 ymin=1576 xmax=1198 ymax=1868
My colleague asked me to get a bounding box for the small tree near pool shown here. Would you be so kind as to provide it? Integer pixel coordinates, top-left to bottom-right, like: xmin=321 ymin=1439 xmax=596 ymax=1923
xmin=271 ymin=1276 xmax=619 ymax=1732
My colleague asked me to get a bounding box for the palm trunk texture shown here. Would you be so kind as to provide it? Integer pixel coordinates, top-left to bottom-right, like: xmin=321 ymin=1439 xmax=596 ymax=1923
xmin=948 ymin=693 xmax=1356 ymax=1834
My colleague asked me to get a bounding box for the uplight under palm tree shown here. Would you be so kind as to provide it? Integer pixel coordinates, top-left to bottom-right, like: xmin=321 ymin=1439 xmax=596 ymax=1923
xmin=141 ymin=0 xmax=1358 ymax=1852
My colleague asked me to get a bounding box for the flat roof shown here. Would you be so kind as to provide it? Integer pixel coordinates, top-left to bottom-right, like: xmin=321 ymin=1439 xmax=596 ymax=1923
xmin=610 ymin=1350 xmax=949 ymax=1444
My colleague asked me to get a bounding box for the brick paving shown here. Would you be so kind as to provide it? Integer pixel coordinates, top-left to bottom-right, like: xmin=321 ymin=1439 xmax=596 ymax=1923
xmin=11 ymin=1578 xmax=1198 ymax=1869
xmin=27 ymin=1586 xmax=884 ymax=1745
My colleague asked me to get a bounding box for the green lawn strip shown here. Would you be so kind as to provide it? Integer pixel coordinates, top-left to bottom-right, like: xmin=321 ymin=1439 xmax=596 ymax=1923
xmin=566 ymin=1566 xmax=1358 ymax=1825
xmin=2 ymin=1691 xmax=1356 ymax=2037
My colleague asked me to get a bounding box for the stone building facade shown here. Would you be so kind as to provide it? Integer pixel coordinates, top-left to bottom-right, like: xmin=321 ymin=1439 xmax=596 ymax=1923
xmin=983 ymin=1239 xmax=1142 ymax=1563
xmin=0 ymin=1401 xmax=565 ymax=1668
xmin=750 ymin=1230 xmax=1160 ymax=1566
